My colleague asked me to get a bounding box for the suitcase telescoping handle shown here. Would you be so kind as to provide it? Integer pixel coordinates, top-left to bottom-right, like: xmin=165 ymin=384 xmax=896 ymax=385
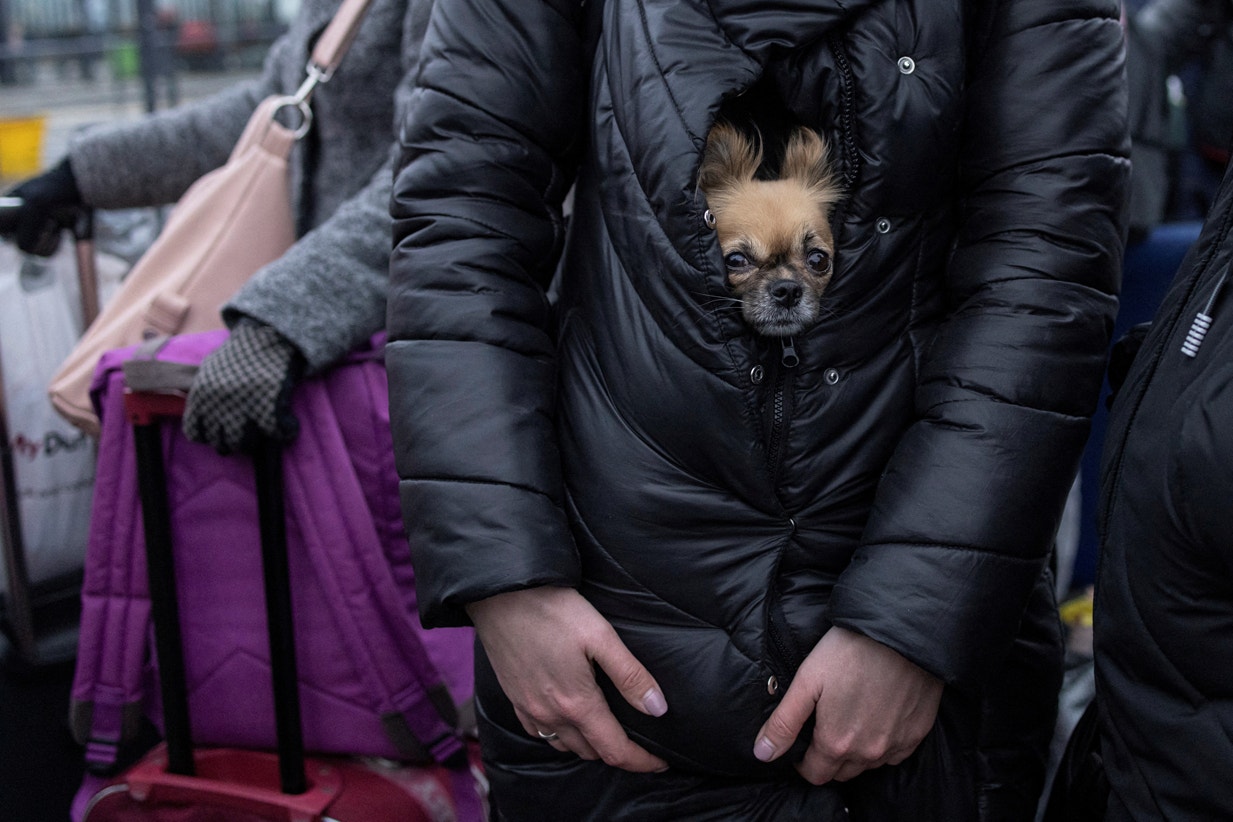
xmin=124 ymin=390 xmax=308 ymax=795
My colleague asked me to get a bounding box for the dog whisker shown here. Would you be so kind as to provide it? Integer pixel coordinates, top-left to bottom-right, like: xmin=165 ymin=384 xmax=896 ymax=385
xmin=698 ymin=298 xmax=745 ymax=311
xmin=689 ymin=290 xmax=746 ymax=310
xmin=815 ymin=300 xmax=845 ymax=321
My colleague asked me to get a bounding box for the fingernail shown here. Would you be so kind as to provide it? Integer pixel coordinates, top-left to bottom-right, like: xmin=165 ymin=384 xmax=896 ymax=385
xmin=754 ymin=737 xmax=775 ymax=762
xmin=643 ymin=688 xmax=668 ymax=717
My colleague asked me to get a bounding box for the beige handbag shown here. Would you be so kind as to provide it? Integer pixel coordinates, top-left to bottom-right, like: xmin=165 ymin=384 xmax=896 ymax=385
xmin=49 ymin=0 xmax=373 ymax=435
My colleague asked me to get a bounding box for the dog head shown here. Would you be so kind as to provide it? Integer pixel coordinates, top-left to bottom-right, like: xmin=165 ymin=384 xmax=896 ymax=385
xmin=699 ymin=122 xmax=842 ymax=337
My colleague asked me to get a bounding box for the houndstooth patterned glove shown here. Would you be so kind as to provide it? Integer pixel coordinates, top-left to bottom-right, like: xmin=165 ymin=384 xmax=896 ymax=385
xmin=183 ymin=318 xmax=306 ymax=455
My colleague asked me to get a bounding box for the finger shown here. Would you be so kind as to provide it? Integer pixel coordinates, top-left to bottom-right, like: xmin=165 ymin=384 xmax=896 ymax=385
xmin=517 ymin=707 xmax=603 ymax=763
xmin=512 ymin=706 xmax=541 ymax=740
xmin=589 ymin=628 xmax=668 ymax=718
xmin=794 ymin=742 xmax=843 ymax=786
xmin=552 ymin=726 xmax=600 ymax=761
xmin=753 ymin=678 xmax=819 ymax=763
xmin=574 ymin=708 xmax=669 ymax=773
xmin=831 ymin=759 xmax=874 ymax=783
xmin=885 ymin=742 xmax=919 ymax=767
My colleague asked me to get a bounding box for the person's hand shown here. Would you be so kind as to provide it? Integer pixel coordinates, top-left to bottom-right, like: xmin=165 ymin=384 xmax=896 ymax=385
xmin=0 ymin=158 xmax=83 ymax=257
xmin=753 ymin=626 xmax=943 ymax=784
xmin=466 ymin=586 xmax=670 ymax=773
xmin=183 ymin=318 xmax=305 ymax=455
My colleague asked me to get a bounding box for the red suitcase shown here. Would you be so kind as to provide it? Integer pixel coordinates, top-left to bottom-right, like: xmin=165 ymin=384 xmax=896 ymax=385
xmin=79 ymin=389 xmax=486 ymax=822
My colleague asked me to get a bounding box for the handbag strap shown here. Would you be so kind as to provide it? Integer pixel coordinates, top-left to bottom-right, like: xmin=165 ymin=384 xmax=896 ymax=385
xmin=310 ymin=0 xmax=376 ymax=75
xmin=275 ymin=0 xmax=375 ymax=137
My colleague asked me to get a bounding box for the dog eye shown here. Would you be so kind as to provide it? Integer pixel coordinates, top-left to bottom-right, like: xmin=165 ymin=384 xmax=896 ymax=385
xmin=806 ymin=249 xmax=831 ymax=273
xmin=724 ymin=252 xmax=751 ymax=269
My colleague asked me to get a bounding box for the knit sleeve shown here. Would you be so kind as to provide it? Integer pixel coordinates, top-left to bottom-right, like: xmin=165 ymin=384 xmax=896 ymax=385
xmin=66 ymin=36 xmax=290 ymax=208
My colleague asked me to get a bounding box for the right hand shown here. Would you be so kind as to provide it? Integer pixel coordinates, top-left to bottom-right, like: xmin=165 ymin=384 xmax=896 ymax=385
xmin=466 ymin=586 xmax=670 ymax=773
xmin=0 ymin=158 xmax=83 ymax=257
xmin=182 ymin=318 xmax=305 ymax=455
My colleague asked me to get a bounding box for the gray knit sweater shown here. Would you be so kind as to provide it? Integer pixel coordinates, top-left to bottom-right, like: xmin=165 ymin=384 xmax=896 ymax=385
xmin=68 ymin=0 xmax=431 ymax=371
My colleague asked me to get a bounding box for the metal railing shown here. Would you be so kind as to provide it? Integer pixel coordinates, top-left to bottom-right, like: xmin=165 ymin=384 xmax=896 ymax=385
xmin=2 ymin=0 xmax=291 ymax=36
xmin=0 ymin=0 xmax=295 ymax=112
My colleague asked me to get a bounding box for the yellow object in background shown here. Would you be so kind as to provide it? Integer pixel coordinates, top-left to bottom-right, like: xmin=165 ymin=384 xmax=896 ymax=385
xmin=0 ymin=114 xmax=47 ymax=180
xmin=1059 ymin=587 xmax=1095 ymax=628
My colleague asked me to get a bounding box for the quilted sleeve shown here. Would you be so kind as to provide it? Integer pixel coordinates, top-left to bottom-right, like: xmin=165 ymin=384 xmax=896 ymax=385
xmin=829 ymin=0 xmax=1129 ymax=689
xmin=386 ymin=0 xmax=588 ymax=627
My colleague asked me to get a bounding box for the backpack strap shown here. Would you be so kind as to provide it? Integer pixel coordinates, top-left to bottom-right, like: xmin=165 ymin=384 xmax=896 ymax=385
xmin=281 ymin=358 xmax=466 ymax=764
xmin=69 ymin=361 xmax=155 ymax=773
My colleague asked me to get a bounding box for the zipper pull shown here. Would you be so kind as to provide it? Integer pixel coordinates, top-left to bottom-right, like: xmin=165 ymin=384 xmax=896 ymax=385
xmin=1181 ymin=266 xmax=1229 ymax=359
xmin=781 ymin=336 xmax=799 ymax=368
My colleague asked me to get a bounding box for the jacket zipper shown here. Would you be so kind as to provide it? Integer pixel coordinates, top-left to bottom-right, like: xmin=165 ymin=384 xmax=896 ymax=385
xmin=765 ymin=337 xmax=799 ymax=479
xmin=826 ymin=34 xmax=862 ymax=234
xmin=766 ymin=592 xmax=802 ymax=691
xmin=764 ymin=37 xmax=857 ymax=702
xmin=762 ymin=344 xmax=802 ymax=689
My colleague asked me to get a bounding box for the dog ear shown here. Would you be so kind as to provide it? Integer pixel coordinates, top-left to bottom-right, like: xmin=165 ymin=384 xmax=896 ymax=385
xmin=781 ymin=127 xmax=841 ymax=211
xmin=699 ymin=122 xmax=762 ymax=195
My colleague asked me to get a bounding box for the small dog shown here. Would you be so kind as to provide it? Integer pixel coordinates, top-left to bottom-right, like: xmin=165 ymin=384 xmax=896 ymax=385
xmin=698 ymin=122 xmax=842 ymax=337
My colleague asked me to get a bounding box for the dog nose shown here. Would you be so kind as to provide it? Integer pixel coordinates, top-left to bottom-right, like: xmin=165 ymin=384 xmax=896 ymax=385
xmin=770 ymin=280 xmax=802 ymax=308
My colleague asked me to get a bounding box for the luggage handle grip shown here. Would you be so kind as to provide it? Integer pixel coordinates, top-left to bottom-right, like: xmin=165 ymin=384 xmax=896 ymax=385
xmin=123 ymin=390 xmax=188 ymax=425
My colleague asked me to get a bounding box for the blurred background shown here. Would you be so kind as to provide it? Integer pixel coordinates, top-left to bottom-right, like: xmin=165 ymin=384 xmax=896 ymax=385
xmin=0 ymin=4 xmax=296 ymax=820
xmin=0 ymin=0 xmax=300 ymax=185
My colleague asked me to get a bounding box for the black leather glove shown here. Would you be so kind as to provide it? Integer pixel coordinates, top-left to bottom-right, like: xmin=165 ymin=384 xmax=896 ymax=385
xmin=183 ymin=318 xmax=306 ymax=455
xmin=1 ymin=158 xmax=84 ymax=257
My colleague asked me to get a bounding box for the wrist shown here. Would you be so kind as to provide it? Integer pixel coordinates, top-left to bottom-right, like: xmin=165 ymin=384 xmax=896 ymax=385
xmin=465 ymin=586 xmax=568 ymax=624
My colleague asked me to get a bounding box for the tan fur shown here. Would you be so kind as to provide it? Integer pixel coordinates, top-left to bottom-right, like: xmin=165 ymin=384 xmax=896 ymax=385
xmin=699 ymin=123 xmax=842 ymax=337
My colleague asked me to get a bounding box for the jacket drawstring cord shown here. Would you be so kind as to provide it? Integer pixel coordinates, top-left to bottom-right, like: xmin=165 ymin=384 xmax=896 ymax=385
xmin=1181 ymin=262 xmax=1229 ymax=358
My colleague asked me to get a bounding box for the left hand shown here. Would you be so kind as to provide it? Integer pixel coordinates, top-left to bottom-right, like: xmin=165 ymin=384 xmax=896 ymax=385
xmin=2 ymin=158 xmax=84 ymax=257
xmin=753 ymin=626 xmax=943 ymax=784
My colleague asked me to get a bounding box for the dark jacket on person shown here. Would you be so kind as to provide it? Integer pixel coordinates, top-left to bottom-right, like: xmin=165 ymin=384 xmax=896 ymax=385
xmin=1095 ymin=160 xmax=1233 ymax=822
xmin=387 ymin=1 xmax=1129 ymax=818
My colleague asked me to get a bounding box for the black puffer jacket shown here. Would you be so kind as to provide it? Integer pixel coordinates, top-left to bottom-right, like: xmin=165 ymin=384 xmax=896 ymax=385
xmin=389 ymin=0 xmax=1128 ymax=817
xmin=1095 ymin=163 xmax=1233 ymax=821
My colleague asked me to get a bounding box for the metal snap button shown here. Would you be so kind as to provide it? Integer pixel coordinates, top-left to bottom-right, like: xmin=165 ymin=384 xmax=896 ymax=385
xmin=898 ymin=56 xmax=916 ymax=75
xmin=767 ymin=675 xmax=779 ymax=695
xmin=750 ymin=365 xmax=765 ymax=385
xmin=876 ymin=218 xmax=891 ymax=234
xmin=703 ymin=209 xmax=717 ymax=230
xmin=824 ymin=368 xmax=840 ymax=385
